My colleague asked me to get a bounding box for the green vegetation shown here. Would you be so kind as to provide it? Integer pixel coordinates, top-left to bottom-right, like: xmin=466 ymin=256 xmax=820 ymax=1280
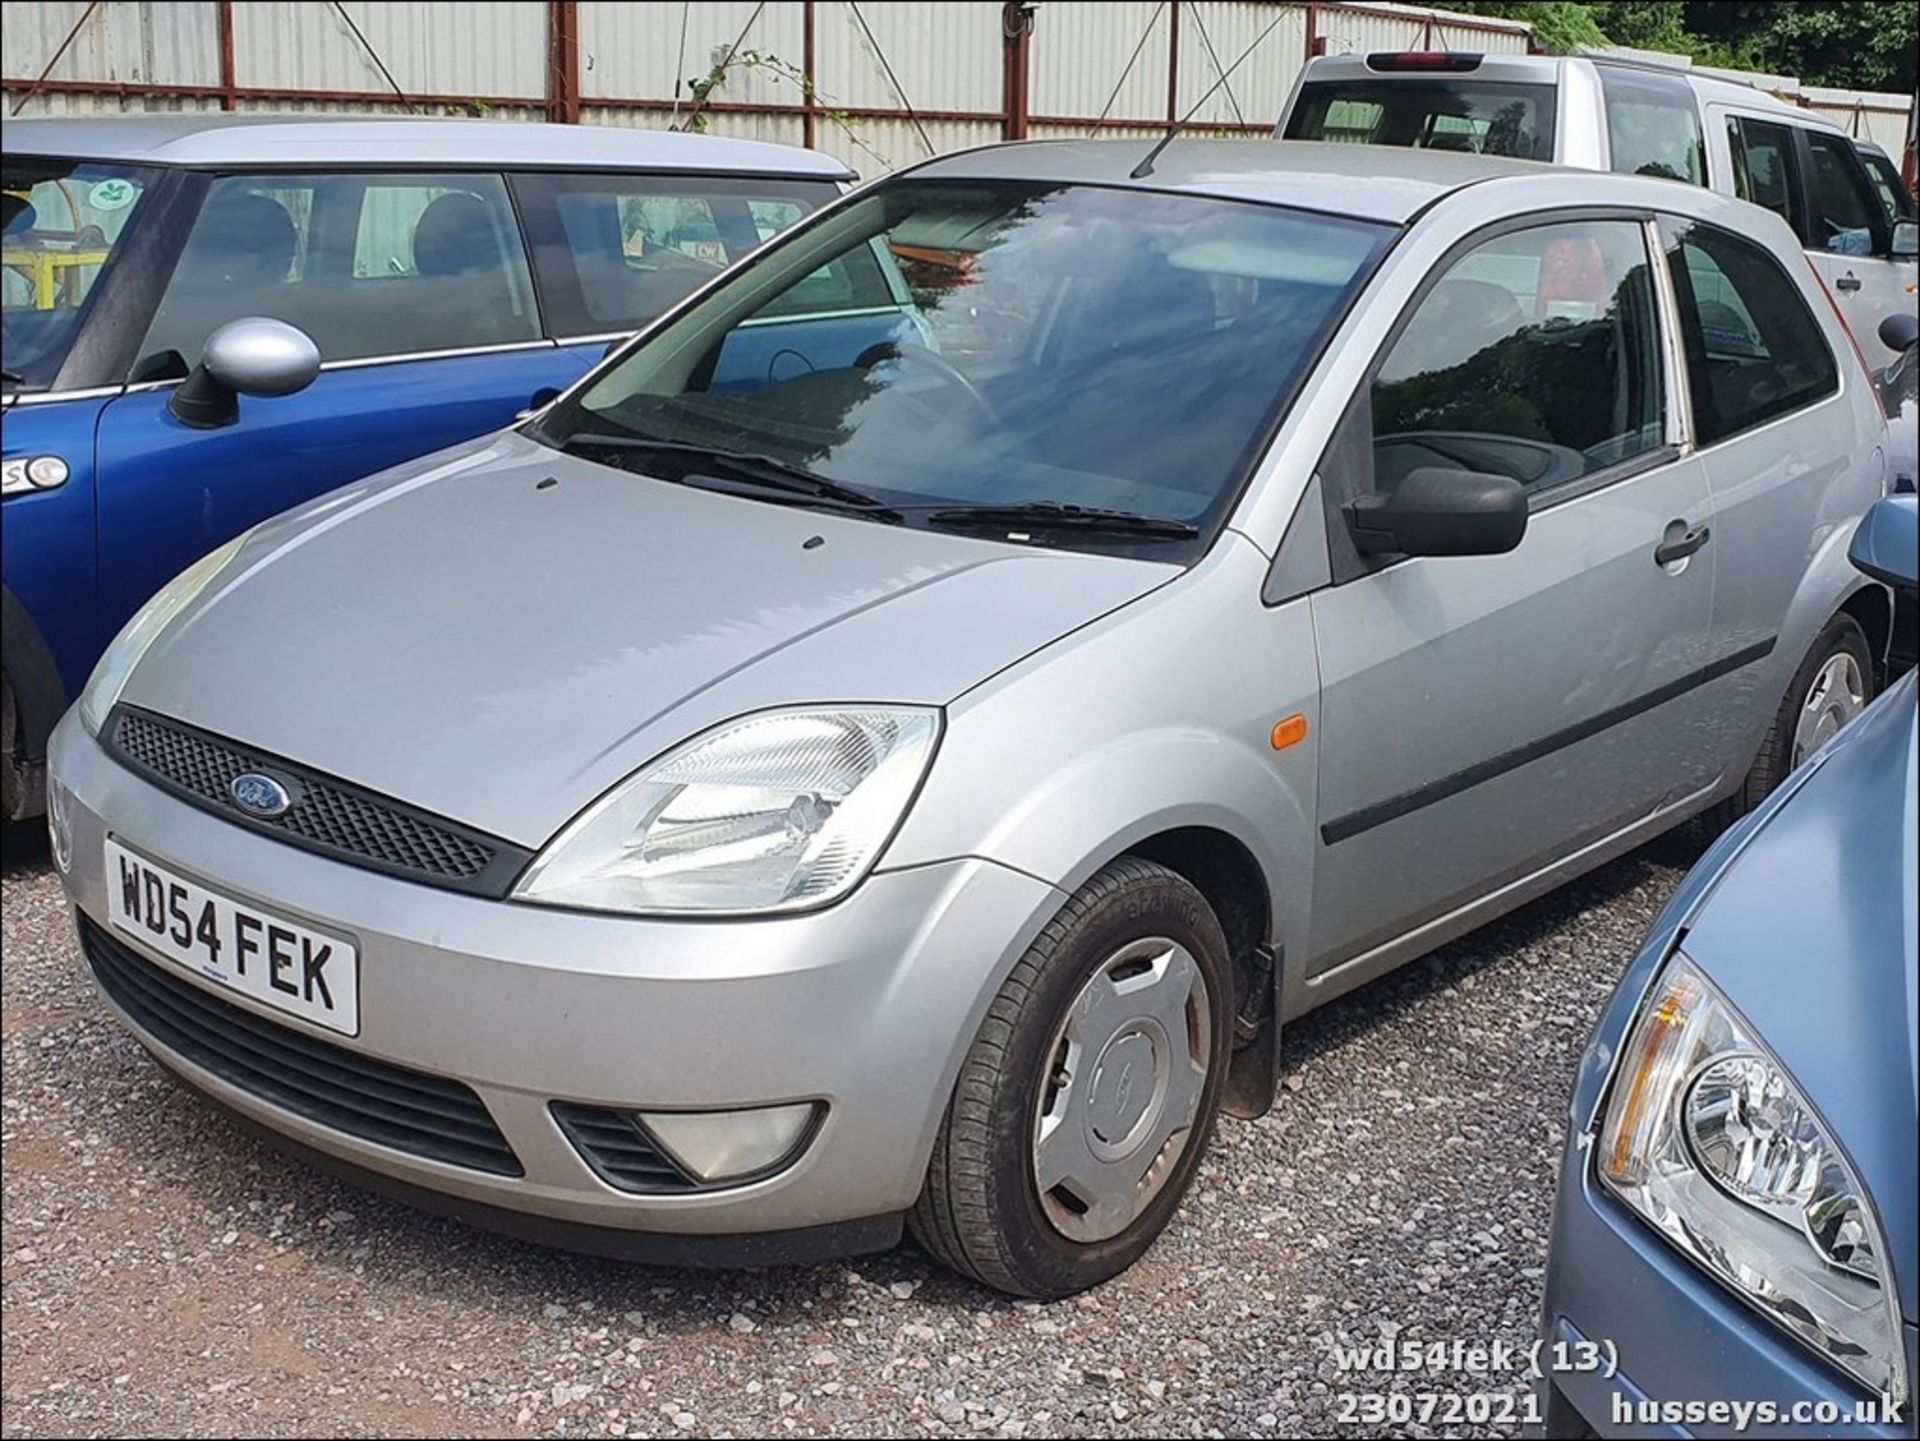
xmin=1445 ymin=1 xmax=1918 ymax=92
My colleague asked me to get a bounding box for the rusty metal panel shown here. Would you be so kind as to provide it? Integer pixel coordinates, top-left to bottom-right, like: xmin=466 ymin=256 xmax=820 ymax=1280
xmin=1031 ymin=2 xmax=1171 ymax=125
xmin=3 ymin=0 xmax=221 ymax=88
xmin=580 ymin=1 xmax=806 ymax=110
xmin=2 ymin=85 xmax=223 ymax=117
xmin=580 ymin=104 xmax=809 ymax=150
xmin=1175 ymin=2 xmax=1306 ymax=128
xmin=230 ymin=96 xmax=545 ymax=120
xmin=814 ymin=1 xmax=1003 ymax=114
xmin=231 ymin=2 xmax=546 ymax=98
xmin=1027 ymin=120 xmax=1167 ymax=145
xmin=815 ymin=115 xmax=997 ymax=175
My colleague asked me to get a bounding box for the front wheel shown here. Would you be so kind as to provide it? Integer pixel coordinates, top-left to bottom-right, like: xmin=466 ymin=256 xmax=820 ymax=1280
xmin=910 ymin=857 xmax=1232 ymax=1297
xmin=1723 ymin=614 xmax=1873 ymax=824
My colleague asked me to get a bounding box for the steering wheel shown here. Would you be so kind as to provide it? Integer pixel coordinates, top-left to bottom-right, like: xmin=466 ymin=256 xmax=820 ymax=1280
xmin=853 ymin=340 xmax=996 ymax=423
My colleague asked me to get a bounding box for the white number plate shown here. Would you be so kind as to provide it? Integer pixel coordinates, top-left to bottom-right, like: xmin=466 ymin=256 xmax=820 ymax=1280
xmin=104 ymin=838 xmax=359 ymax=1036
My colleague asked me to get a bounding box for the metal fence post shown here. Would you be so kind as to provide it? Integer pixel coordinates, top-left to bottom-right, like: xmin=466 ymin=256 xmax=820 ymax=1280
xmin=1003 ymin=2 xmax=1033 ymax=140
xmin=547 ymin=0 xmax=580 ymax=123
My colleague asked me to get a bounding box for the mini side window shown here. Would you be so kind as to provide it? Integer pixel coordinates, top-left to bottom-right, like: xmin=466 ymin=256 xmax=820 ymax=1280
xmin=1370 ymin=220 xmax=1666 ymax=499
xmin=511 ymin=173 xmax=844 ymax=337
xmin=1661 ymin=218 xmax=1838 ymax=445
xmin=140 ymin=171 xmax=539 ymax=373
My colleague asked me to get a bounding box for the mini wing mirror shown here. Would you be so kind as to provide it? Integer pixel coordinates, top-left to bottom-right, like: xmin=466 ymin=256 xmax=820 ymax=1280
xmin=1888 ymin=220 xmax=1919 ymax=262
xmin=1345 ymin=466 xmax=1529 ymax=558
xmin=1878 ymin=309 xmax=1919 ymax=357
xmin=1849 ymin=494 xmax=1918 ymax=595
xmin=168 ymin=317 xmax=321 ymax=430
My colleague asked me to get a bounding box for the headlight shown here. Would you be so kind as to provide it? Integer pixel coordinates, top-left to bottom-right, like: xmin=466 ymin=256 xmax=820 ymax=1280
xmin=514 ymin=706 xmax=939 ymax=915
xmin=78 ymin=534 xmax=247 ymax=736
xmin=1598 ymin=954 xmax=1906 ymax=1407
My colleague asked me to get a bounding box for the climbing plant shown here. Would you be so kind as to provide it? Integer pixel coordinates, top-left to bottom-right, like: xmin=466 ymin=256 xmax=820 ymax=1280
xmin=681 ymin=46 xmax=888 ymax=169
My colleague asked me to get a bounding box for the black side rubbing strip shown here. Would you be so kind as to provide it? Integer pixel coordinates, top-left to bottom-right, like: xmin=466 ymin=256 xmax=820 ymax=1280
xmin=1321 ymin=638 xmax=1777 ymax=845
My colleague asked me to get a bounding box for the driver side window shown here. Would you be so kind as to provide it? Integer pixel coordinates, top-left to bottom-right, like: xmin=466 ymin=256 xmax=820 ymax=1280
xmin=1370 ymin=219 xmax=1666 ymax=500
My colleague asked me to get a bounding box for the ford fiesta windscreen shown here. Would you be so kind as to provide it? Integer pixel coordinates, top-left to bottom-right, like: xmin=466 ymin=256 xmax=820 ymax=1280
xmin=529 ymin=180 xmax=1393 ymax=556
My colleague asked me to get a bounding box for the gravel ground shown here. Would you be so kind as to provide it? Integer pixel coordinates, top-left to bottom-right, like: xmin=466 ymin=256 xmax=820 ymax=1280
xmin=2 ymin=816 xmax=1706 ymax=1440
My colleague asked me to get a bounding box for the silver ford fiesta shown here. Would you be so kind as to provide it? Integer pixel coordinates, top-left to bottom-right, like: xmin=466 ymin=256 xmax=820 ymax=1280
xmin=48 ymin=140 xmax=1895 ymax=1297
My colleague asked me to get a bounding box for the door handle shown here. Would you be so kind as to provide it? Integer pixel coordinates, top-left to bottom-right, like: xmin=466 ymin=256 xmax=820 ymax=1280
xmin=1834 ymin=273 xmax=1862 ymax=293
xmin=1655 ymin=523 xmax=1711 ymax=566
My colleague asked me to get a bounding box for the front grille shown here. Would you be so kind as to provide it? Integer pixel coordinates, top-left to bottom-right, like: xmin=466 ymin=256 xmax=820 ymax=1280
xmin=105 ymin=707 xmax=532 ymax=898
xmin=83 ymin=918 xmax=522 ymax=1176
xmin=551 ymin=1102 xmax=700 ymax=1193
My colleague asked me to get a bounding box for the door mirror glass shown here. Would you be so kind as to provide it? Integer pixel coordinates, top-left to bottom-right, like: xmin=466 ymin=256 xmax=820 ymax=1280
xmin=1889 ymin=220 xmax=1919 ymax=261
xmin=1880 ymin=309 xmax=1919 ymax=357
xmin=168 ymin=317 xmax=320 ymax=430
xmin=1346 ymin=466 xmax=1528 ymax=557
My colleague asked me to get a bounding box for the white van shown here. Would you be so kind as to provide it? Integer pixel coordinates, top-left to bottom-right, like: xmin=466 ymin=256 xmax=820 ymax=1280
xmin=1277 ymin=53 xmax=1919 ymax=363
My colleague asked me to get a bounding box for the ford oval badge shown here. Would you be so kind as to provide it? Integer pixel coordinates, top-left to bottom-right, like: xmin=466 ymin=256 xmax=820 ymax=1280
xmin=230 ymin=772 xmax=292 ymax=819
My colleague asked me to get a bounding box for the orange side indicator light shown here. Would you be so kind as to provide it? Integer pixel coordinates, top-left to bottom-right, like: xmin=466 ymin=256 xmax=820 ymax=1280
xmin=1270 ymin=714 xmax=1309 ymax=751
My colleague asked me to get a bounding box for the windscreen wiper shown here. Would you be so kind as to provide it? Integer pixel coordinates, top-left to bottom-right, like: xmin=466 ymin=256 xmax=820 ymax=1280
xmin=0 ymin=368 xmax=26 ymax=386
xmin=558 ymin=432 xmax=898 ymax=517
xmin=920 ymin=501 xmax=1200 ymax=542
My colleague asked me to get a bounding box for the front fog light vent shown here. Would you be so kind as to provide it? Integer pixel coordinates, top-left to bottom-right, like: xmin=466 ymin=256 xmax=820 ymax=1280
xmin=553 ymin=1101 xmax=822 ymax=1193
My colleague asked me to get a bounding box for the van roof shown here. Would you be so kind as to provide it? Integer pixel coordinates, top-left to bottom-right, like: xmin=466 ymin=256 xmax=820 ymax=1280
xmin=0 ymin=115 xmax=856 ymax=179
xmin=1293 ymin=51 xmax=1838 ymax=130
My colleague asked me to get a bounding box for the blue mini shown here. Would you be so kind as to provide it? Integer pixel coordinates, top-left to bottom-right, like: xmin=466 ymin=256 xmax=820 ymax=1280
xmin=3 ymin=116 xmax=873 ymax=818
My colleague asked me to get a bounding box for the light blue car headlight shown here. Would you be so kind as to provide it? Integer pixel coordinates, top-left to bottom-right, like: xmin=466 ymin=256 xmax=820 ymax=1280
xmin=514 ymin=706 xmax=940 ymax=916
xmin=1597 ymin=953 xmax=1906 ymax=1408
xmin=78 ymin=534 xmax=248 ymax=737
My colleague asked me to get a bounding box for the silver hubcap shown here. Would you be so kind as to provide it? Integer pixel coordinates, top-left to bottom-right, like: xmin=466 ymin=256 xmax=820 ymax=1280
xmin=1032 ymin=937 xmax=1211 ymax=1244
xmin=1792 ymin=652 xmax=1865 ymax=766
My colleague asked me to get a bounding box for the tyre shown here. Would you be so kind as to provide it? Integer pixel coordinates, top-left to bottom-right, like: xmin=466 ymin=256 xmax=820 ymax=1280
xmin=1722 ymin=614 xmax=1873 ymax=823
xmin=2 ymin=673 xmax=19 ymax=822
xmin=910 ymin=856 xmax=1232 ymax=1297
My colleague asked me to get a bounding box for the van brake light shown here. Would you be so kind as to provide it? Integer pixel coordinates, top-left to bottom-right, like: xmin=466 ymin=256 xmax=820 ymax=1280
xmin=1365 ymin=52 xmax=1483 ymax=73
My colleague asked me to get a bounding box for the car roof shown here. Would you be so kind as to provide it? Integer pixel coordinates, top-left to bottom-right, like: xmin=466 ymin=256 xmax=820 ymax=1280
xmin=910 ymin=138 xmax=1571 ymax=224
xmin=0 ymin=115 xmax=855 ymax=179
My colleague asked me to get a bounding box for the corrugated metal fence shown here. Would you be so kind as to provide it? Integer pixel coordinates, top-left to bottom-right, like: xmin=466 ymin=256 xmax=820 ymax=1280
xmin=5 ymin=3 xmax=1906 ymax=173
xmin=2 ymin=0 xmax=1534 ymax=173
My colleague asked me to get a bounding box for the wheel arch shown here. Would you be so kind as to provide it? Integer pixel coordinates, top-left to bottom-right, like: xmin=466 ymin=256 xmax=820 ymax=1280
xmin=1 ymin=585 xmax=70 ymax=820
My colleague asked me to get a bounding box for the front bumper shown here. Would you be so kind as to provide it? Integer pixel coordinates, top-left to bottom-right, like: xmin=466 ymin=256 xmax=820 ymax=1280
xmin=1539 ymin=1141 xmax=1917 ymax=1438
xmin=50 ymin=711 xmax=1065 ymax=1251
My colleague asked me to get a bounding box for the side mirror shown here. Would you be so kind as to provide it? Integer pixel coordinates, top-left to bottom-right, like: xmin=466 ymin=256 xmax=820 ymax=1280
xmin=168 ymin=317 xmax=321 ymax=430
xmin=1849 ymin=494 xmax=1918 ymax=594
xmin=1878 ymin=310 xmax=1919 ymax=358
xmin=1346 ymin=466 xmax=1528 ymax=557
xmin=1888 ymin=220 xmax=1919 ymax=262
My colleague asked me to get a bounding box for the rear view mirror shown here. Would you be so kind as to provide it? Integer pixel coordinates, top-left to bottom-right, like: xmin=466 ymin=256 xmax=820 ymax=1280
xmin=1849 ymin=494 xmax=1918 ymax=594
xmin=1878 ymin=310 xmax=1919 ymax=357
xmin=1889 ymin=220 xmax=1919 ymax=262
xmin=169 ymin=317 xmax=321 ymax=430
xmin=1345 ymin=467 xmax=1528 ymax=558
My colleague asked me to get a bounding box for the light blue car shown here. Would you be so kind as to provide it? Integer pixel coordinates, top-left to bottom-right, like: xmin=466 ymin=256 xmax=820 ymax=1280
xmin=1540 ymin=492 xmax=1917 ymax=1436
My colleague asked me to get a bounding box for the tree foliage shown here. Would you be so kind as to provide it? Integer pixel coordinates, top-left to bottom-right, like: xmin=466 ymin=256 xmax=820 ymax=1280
xmin=1444 ymin=0 xmax=1917 ymax=92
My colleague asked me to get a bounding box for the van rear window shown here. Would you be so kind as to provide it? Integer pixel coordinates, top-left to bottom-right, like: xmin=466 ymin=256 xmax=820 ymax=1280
xmin=1283 ymin=80 xmax=1556 ymax=161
